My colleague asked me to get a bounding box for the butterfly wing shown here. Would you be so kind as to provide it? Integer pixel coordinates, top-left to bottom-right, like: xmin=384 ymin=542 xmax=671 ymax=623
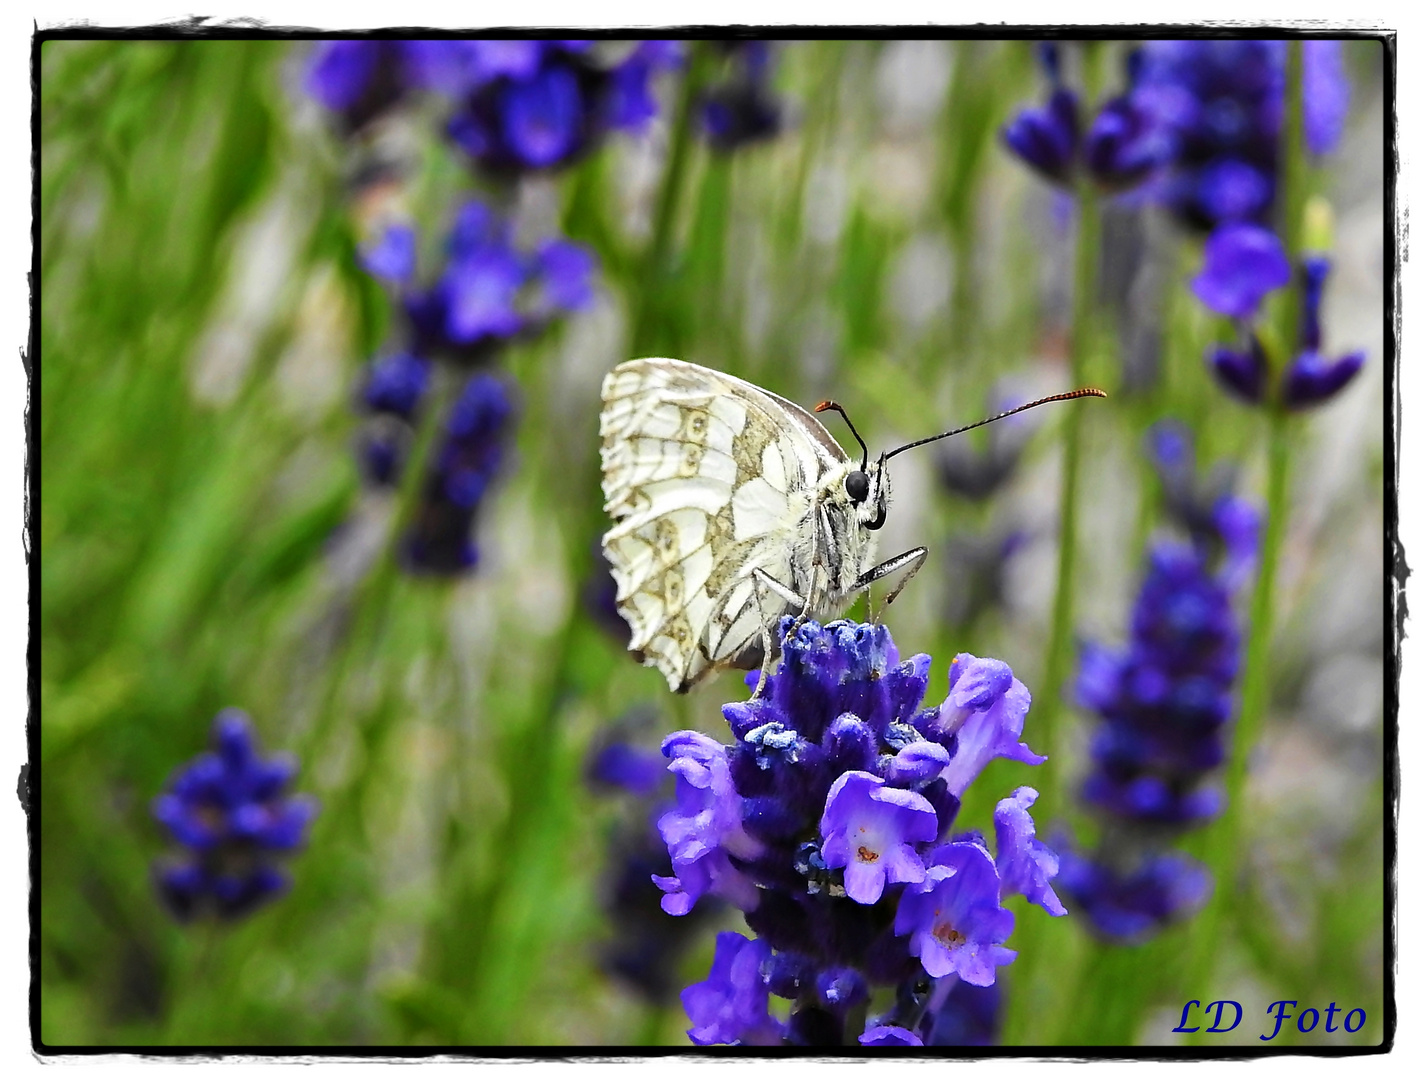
xmin=599 ymin=357 xmax=845 ymax=692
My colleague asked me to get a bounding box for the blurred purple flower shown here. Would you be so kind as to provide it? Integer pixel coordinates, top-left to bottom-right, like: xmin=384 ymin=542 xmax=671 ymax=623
xmin=1131 ymin=39 xmax=1350 ymax=229
xmin=1190 ymin=223 xmax=1291 ymax=319
xmin=1195 ymin=239 xmax=1365 ymax=409
xmin=1004 ymin=43 xmax=1170 ymax=191
xmin=401 ymin=199 xmax=598 ymax=360
xmin=445 ymin=40 xmax=680 ymax=174
xmin=1055 ymin=846 xmax=1211 ymax=943
xmin=1281 ymin=256 xmax=1365 ymax=408
xmin=403 ymin=372 xmax=515 ymax=574
xmin=1208 ymin=340 xmax=1269 ymax=405
xmin=1003 ymin=87 xmax=1080 ymax=185
xmin=700 ymin=41 xmax=784 ymax=151
xmin=152 ymin=710 xmax=317 ymax=921
xmin=359 ymin=223 xmax=417 ymax=285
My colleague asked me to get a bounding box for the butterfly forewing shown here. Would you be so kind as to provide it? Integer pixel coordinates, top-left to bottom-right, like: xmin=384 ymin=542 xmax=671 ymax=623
xmin=600 ymin=358 xmax=842 ymax=692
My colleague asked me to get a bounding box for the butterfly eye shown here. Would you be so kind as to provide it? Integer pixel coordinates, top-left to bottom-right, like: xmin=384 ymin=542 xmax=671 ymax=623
xmin=845 ymin=470 xmax=870 ymax=502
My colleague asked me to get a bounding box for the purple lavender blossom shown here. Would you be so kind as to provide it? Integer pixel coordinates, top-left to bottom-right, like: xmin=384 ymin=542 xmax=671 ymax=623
xmin=1003 ymin=87 xmax=1080 ymax=185
xmin=356 ymin=350 xmax=431 ymax=485
xmin=402 ymin=200 xmax=596 ymax=361
xmin=653 ymin=731 xmax=761 ymax=916
xmin=927 ymin=654 xmax=1043 ymax=798
xmin=403 ymin=372 xmax=514 ymax=574
xmin=860 ymin=1024 xmax=924 ymax=1047
xmin=1131 ymin=39 xmax=1350 ymax=230
xmin=1190 ymin=224 xmax=1292 ymax=319
xmin=819 ymin=771 xmax=937 ymax=904
xmin=894 ymin=841 xmax=1017 ymax=985
xmin=700 ymin=42 xmax=784 ymax=151
xmin=305 ymin=41 xmax=407 ymax=132
xmin=1282 ymin=347 xmax=1366 ymax=409
xmin=1084 ymin=91 xmax=1176 ymax=192
xmin=993 ymin=787 xmax=1066 ymax=916
xmin=659 ymin=619 xmax=1061 ymax=1045
xmin=444 ymin=40 xmax=681 ymax=174
xmin=1208 ymin=341 xmax=1269 ymax=405
xmin=1076 ymin=542 xmax=1239 ymax=826
xmin=1146 ymin=420 xmax=1260 ymax=587
xmin=361 ymin=350 xmax=430 ymax=418
xmin=1194 ymin=232 xmax=1365 ymax=409
xmin=1280 ymin=256 xmax=1366 ymax=407
xmin=682 ymin=932 xmax=784 ymax=1046
xmin=1002 ymin=43 xmax=1170 ymax=192
xmin=152 ymin=710 xmax=317 ymax=921
xmin=1058 ymin=437 xmax=1253 ymax=943
xmin=587 ymin=721 xmax=727 ymax=1004
xmin=1055 ymin=846 xmax=1211 ymax=943
xmin=359 ymin=223 xmax=417 ymax=285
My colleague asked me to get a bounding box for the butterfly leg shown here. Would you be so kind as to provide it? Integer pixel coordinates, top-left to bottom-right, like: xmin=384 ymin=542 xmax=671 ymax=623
xmin=854 ymin=547 xmax=928 ymax=616
xmin=750 ymin=568 xmax=805 ymax=698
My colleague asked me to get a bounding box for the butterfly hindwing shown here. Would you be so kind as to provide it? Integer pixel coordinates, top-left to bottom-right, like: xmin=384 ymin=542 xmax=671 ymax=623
xmin=600 ymin=358 xmax=839 ymax=691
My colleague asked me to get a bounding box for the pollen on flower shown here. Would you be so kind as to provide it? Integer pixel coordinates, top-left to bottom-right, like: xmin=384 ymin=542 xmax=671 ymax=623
xmin=933 ymin=921 xmax=966 ymax=948
xmin=857 ymin=846 xmax=879 ymax=863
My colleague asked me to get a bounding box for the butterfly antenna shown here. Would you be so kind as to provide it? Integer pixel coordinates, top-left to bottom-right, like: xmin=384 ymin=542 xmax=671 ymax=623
xmin=815 ymin=400 xmax=870 ymax=472
xmin=883 ymin=387 xmax=1108 ymax=462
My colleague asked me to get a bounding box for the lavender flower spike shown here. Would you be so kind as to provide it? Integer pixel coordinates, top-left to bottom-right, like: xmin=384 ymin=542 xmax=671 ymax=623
xmin=993 ymin=787 xmax=1067 ymax=916
xmin=819 ymin=771 xmax=938 ymax=905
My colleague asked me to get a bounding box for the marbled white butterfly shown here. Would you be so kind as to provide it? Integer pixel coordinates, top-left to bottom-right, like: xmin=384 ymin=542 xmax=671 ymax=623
xmin=599 ymin=357 xmax=1103 ymax=693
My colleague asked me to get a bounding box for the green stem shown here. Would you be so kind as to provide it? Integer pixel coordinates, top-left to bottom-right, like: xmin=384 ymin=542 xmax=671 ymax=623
xmin=1035 ymin=176 xmax=1100 ymax=826
xmin=298 ymin=367 xmax=458 ymax=815
xmin=1184 ymin=42 xmax=1307 ymax=1022
xmin=631 ymin=41 xmax=710 ymax=355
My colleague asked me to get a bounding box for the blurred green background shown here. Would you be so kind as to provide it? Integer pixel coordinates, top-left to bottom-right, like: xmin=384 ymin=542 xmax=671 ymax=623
xmin=38 ymin=37 xmax=1386 ymax=1047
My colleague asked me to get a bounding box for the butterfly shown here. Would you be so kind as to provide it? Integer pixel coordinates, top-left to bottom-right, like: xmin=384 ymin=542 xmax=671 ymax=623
xmin=598 ymin=357 xmax=1104 ymax=693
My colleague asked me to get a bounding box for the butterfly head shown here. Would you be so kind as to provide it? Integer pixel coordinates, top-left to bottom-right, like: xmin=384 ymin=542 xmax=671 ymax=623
xmin=844 ymin=454 xmax=889 ymax=531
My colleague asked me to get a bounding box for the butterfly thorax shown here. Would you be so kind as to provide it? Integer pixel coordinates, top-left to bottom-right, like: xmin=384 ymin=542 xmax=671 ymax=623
xmin=790 ymin=458 xmax=888 ymax=618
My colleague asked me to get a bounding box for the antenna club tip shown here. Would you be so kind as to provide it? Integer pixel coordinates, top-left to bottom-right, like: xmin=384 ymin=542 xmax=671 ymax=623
xmin=814 ymin=400 xmax=837 ymax=413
